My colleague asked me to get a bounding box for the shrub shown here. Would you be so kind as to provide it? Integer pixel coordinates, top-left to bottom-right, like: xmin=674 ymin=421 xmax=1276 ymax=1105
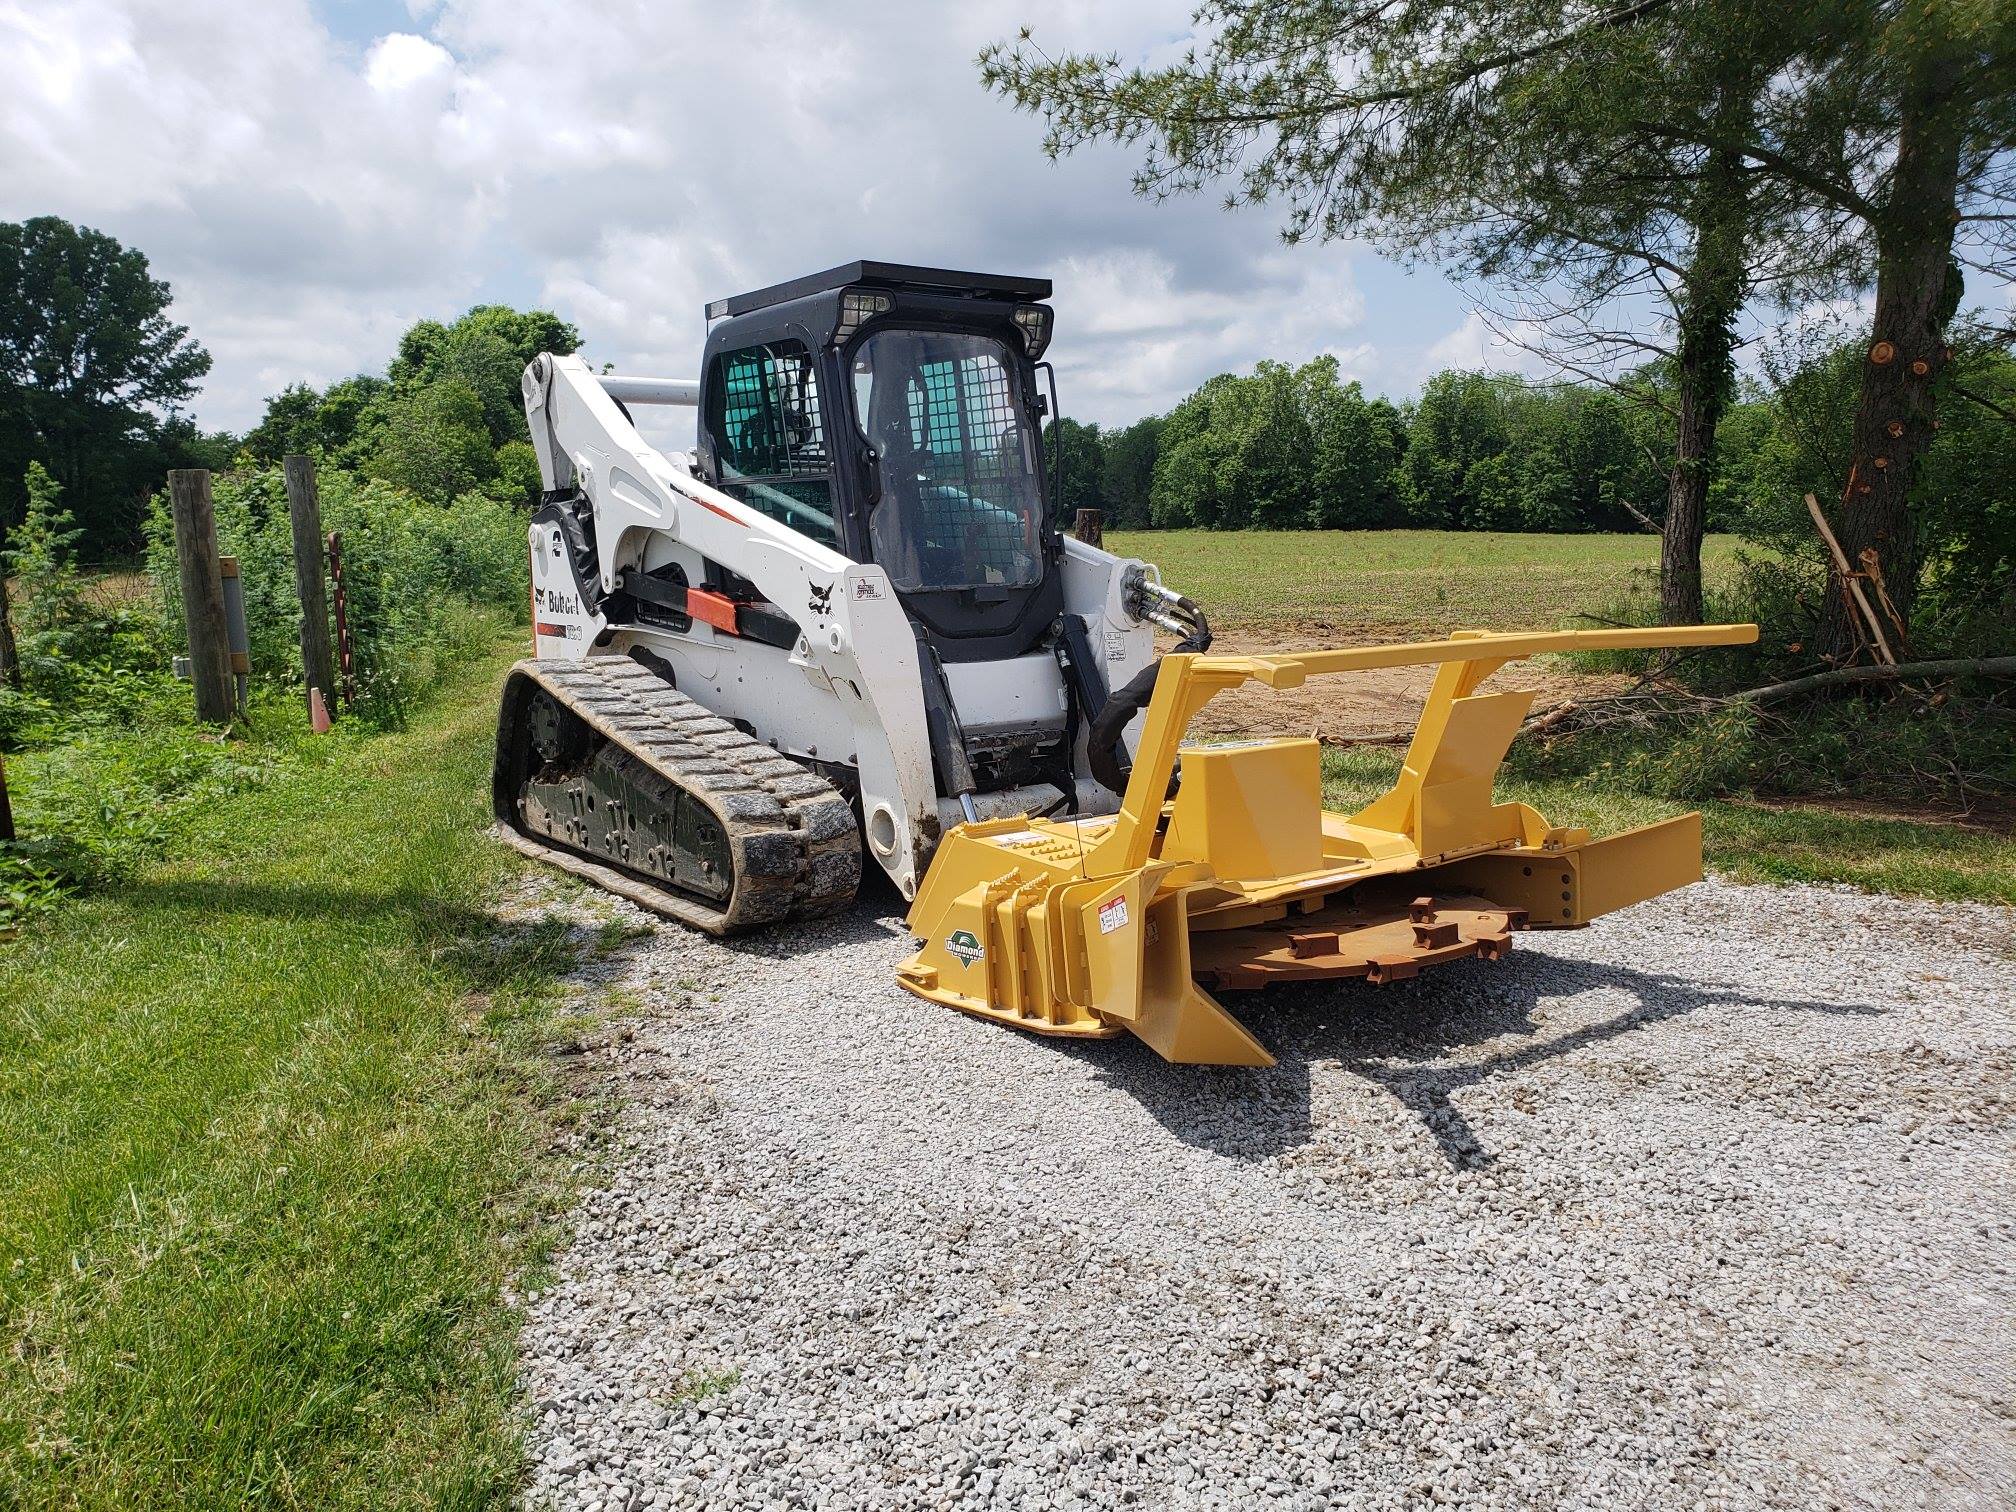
xmin=142 ymin=466 xmax=528 ymax=726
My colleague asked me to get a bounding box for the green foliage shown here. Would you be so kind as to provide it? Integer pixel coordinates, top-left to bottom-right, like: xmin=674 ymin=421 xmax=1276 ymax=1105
xmin=1100 ymin=415 xmax=1162 ymax=527
xmin=243 ymin=375 xmax=393 ymax=470
xmin=1 ymin=462 xmax=528 ymax=923
xmin=1151 ymin=363 xmax=1315 ymax=528
xmin=1110 ymin=361 xmax=1666 ymax=535
xmin=0 ymin=538 xmax=277 ymax=921
xmin=1043 ymin=416 xmax=1106 ymax=520
xmin=1303 ymin=362 xmax=1406 ymax=529
xmin=490 ymin=438 xmax=545 ymax=508
xmin=1511 ymin=687 xmax=2016 ymax=821
xmin=244 ymin=304 xmax=581 ymax=513
xmin=364 ymin=378 xmax=499 ymax=504
xmin=396 ymin=306 xmax=582 ymax=387
xmin=1527 ymin=336 xmax=2016 ymax=811
xmin=5 ymin=462 xmax=85 ymax=642
xmin=387 ymin=305 xmax=581 ymax=450
xmin=0 ymin=216 xmax=213 ymax=552
xmin=140 ymin=466 xmax=530 ymax=723
xmin=241 ymin=382 xmax=326 ymax=464
xmin=6 ymin=700 xmax=294 ymax=900
xmin=4 ymin=286 xmax=554 ymax=927
xmin=1731 ymin=338 xmax=2016 ymax=656
xmin=1396 ymin=372 xmax=1508 ymax=528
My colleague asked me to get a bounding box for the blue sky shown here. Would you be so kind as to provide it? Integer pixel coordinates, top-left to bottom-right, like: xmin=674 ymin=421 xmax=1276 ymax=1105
xmin=1 ymin=0 xmax=1530 ymax=437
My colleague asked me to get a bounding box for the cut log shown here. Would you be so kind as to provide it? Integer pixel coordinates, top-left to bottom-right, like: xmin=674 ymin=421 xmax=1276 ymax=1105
xmin=1732 ymin=656 xmax=2016 ymax=705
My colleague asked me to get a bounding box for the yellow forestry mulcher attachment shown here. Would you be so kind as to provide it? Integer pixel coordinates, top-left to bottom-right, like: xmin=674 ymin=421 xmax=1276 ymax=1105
xmin=897 ymin=623 xmax=1757 ymax=1066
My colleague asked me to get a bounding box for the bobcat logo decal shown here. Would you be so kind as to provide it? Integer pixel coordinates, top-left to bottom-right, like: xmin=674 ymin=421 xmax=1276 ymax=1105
xmin=807 ymin=581 xmax=834 ymax=616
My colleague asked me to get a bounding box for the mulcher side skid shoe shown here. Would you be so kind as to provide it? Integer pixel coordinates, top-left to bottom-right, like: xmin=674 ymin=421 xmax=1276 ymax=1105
xmin=897 ymin=624 xmax=1758 ymax=1066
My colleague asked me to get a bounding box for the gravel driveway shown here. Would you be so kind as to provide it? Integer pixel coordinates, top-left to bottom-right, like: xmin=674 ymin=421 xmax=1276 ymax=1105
xmin=516 ymin=876 xmax=2015 ymax=1511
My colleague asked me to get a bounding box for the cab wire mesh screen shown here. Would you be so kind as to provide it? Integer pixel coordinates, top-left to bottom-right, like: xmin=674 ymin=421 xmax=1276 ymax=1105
xmin=903 ymin=354 xmax=1029 ymax=576
xmin=707 ymin=342 xmax=838 ymax=546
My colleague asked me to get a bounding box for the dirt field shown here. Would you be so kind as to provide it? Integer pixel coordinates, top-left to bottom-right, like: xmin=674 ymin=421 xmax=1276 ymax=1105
xmin=1184 ymin=629 xmax=1628 ymax=743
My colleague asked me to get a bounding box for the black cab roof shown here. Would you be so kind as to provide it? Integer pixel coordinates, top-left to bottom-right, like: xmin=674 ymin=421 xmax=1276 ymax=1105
xmin=705 ymin=260 xmax=1051 ymax=321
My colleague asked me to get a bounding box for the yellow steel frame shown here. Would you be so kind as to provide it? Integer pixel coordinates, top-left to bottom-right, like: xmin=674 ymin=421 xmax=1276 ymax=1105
xmin=897 ymin=623 xmax=1757 ymax=1067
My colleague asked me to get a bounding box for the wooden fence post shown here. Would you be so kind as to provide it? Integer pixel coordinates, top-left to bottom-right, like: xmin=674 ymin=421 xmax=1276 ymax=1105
xmin=282 ymin=454 xmax=337 ymax=719
xmin=1073 ymin=508 xmax=1104 ymax=548
xmin=169 ymin=469 xmax=236 ymax=723
xmin=0 ymin=549 xmax=20 ymax=692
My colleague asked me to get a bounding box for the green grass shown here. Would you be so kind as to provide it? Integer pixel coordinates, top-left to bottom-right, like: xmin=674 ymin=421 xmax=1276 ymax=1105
xmin=1324 ymin=747 xmax=2016 ymax=907
xmin=0 ymin=642 xmax=582 ymax=1509
xmin=1108 ymin=527 xmax=1743 ymax=632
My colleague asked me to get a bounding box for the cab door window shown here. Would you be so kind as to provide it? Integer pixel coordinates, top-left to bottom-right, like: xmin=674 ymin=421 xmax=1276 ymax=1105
xmin=850 ymin=330 xmax=1044 ymax=593
xmin=705 ymin=341 xmax=838 ymax=547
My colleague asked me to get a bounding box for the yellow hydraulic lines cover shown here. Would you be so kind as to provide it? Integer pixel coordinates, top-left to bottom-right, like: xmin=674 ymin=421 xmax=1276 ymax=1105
xmin=897 ymin=622 xmax=1758 ymax=1066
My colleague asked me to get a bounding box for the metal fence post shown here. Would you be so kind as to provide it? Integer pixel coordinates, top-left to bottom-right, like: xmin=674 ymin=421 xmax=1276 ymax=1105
xmin=326 ymin=530 xmax=355 ymax=707
xmin=220 ymin=555 xmax=251 ymax=715
xmin=169 ymin=469 xmax=236 ymax=723
xmin=282 ymin=454 xmax=337 ymax=719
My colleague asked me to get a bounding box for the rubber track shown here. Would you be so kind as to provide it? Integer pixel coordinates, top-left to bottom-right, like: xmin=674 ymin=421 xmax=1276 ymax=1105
xmin=493 ymin=657 xmax=860 ymax=935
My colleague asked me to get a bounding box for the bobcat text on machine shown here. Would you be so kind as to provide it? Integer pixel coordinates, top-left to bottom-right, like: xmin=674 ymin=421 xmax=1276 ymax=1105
xmin=495 ymin=259 xmax=1756 ymax=1065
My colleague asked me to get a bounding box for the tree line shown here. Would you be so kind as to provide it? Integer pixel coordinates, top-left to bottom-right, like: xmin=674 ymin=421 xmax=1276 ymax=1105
xmin=0 ymin=217 xmax=233 ymax=553
xmin=4 ymin=200 xmax=2007 ymax=667
xmin=1053 ymin=358 xmax=1679 ymax=535
xmin=240 ymin=303 xmax=579 ymax=507
xmin=986 ymin=0 xmax=2016 ymax=660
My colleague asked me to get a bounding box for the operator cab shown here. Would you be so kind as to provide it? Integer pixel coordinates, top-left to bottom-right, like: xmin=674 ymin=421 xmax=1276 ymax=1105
xmin=694 ymin=261 xmax=1062 ymax=662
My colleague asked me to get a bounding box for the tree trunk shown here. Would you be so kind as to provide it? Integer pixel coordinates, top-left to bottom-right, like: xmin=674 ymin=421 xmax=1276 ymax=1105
xmin=1661 ymin=133 xmax=1749 ymax=626
xmin=1817 ymin=49 xmax=1966 ymax=663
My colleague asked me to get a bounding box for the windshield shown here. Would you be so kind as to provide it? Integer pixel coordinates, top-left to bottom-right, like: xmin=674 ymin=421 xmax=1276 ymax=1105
xmin=850 ymin=329 xmax=1046 ymax=593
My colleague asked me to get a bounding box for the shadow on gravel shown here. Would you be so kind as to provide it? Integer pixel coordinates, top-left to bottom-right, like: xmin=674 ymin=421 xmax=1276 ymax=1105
xmin=1059 ymin=950 xmax=1885 ymax=1168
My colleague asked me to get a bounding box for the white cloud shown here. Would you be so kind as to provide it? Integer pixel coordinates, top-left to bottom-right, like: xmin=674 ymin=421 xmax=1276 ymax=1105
xmin=364 ymin=31 xmax=453 ymax=92
xmin=1046 ymin=249 xmax=1371 ymax=426
xmin=1423 ymin=312 xmax=1497 ymax=372
xmin=1417 ymin=311 xmax=1556 ymax=384
xmin=0 ymin=0 xmax=1412 ymax=432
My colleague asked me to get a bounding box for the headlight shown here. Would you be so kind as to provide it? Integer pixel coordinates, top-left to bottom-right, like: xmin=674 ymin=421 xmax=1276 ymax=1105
xmin=1013 ymin=304 xmax=1052 ymax=359
xmin=835 ymin=288 xmax=893 ymax=344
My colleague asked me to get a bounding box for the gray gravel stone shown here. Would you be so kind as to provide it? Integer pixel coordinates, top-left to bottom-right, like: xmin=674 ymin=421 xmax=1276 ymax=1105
xmin=513 ymin=875 xmax=2016 ymax=1509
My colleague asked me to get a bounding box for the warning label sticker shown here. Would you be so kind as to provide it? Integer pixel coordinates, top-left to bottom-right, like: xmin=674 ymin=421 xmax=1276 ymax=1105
xmin=1097 ymin=895 xmax=1130 ymax=935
